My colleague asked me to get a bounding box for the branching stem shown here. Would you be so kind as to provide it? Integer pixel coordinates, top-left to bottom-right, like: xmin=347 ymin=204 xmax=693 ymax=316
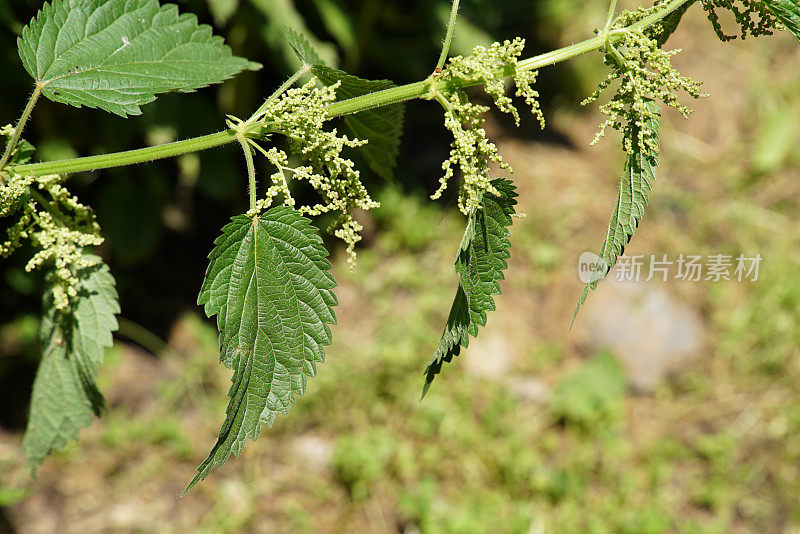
xmin=249 ymin=64 xmax=311 ymax=124
xmin=6 ymin=0 xmax=692 ymax=179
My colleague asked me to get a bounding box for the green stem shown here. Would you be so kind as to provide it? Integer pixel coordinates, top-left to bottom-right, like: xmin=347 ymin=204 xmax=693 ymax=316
xmin=29 ymin=188 xmax=66 ymax=224
xmin=5 ymin=0 xmax=691 ymax=179
xmin=237 ymin=133 xmax=257 ymax=211
xmin=603 ymin=0 xmax=619 ymax=35
xmin=250 ymin=65 xmax=311 ymax=123
xmin=0 ymin=85 xmax=42 ymax=181
xmin=518 ymin=0 xmax=690 ymax=72
xmin=435 ymin=0 xmax=461 ymax=72
xmin=12 ymin=130 xmax=237 ymax=176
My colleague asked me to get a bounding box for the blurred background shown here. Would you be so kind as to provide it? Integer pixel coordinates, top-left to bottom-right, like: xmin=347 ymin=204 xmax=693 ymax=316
xmin=1 ymin=0 xmax=799 ymax=532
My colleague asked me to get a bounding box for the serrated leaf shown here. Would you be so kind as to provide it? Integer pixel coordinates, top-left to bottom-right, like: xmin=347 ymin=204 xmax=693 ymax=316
xmin=763 ymin=0 xmax=800 ymax=41
xmin=23 ymin=255 xmax=120 ymax=473
xmin=572 ymin=100 xmax=661 ymax=326
xmin=284 ymin=29 xmax=405 ymax=180
xmin=186 ymin=206 xmax=337 ymax=494
xmin=315 ymin=66 xmax=405 ymax=180
xmin=17 ymin=0 xmax=260 ymax=117
xmin=284 ymin=27 xmax=324 ymax=67
xmin=423 ymin=179 xmax=517 ymax=397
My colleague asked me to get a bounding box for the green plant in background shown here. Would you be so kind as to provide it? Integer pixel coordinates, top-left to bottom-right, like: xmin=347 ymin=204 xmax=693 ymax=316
xmin=1 ymin=0 xmax=799 ymax=494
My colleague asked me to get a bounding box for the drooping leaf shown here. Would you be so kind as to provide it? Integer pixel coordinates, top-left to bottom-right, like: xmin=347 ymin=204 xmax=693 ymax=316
xmin=572 ymin=100 xmax=661 ymax=326
xmin=763 ymin=0 xmax=800 ymax=41
xmin=186 ymin=207 xmax=337 ymax=494
xmin=423 ymin=179 xmax=517 ymax=397
xmin=285 ymin=29 xmax=406 ymax=180
xmin=22 ymin=255 xmax=120 ymax=472
xmin=17 ymin=0 xmax=261 ymax=117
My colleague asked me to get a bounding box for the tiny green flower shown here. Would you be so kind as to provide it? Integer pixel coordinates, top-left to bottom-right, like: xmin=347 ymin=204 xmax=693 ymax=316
xmin=583 ymin=12 xmax=706 ymax=155
xmin=432 ymin=38 xmax=545 ymax=214
xmin=246 ymin=80 xmax=379 ymax=269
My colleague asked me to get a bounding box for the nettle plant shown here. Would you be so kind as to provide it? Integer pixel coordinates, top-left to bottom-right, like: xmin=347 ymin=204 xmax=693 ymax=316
xmin=0 ymin=0 xmax=797 ymax=493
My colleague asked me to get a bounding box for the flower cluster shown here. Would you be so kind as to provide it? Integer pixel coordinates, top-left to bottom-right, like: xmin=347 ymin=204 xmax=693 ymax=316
xmin=1 ymin=126 xmax=103 ymax=309
xmin=700 ymin=0 xmax=779 ymax=41
xmin=433 ymin=38 xmax=544 ymax=214
xmin=245 ymin=80 xmax=378 ymax=268
xmin=583 ymin=15 xmax=705 ymax=155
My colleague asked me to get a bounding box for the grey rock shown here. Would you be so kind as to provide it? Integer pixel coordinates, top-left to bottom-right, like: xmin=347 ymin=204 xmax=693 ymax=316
xmin=290 ymin=435 xmax=333 ymax=472
xmin=582 ymin=279 xmax=706 ymax=392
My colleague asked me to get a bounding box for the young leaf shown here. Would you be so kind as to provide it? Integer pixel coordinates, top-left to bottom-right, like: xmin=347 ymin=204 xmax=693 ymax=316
xmin=22 ymin=255 xmax=120 ymax=472
xmin=423 ymin=179 xmax=517 ymax=397
xmin=284 ymin=27 xmax=324 ymax=67
xmin=17 ymin=0 xmax=261 ymax=117
xmin=572 ymin=100 xmax=661 ymax=326
xmin=285 ymin=29 xmax=406 ymax=180
xmin=763 ymin=0 xmax=800 ymax=41
xmin=187 ymin=206 xmax=337 ymax=493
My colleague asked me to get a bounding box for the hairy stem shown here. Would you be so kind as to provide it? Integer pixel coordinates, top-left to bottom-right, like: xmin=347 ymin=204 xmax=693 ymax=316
xmin=435 ymin=0 xmax=461 ymax=72
xmin=0 ymin=85 xmax=42 ymax=181
xmin=12 ymin=130 xmax=238 ymax=176
xmin=6 ymin=0 xmax=691 ymax=179
xmin=518 ymin=0 xmax=691 ymax=72
xmin=237 ymin=133 xmax=257 ymax=211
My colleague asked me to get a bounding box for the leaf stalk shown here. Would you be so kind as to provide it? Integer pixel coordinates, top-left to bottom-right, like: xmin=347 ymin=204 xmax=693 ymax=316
xmin=0 ymin=84 xmax=42 ymax=181
xmin=435 ymin=0 xmax=461 ymax=72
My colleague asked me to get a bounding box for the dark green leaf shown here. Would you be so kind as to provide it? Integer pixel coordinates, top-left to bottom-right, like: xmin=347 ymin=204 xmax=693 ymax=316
xmin=186 ymin=207 xmax=337 ymax=494
xmin=647 ymin=0 xmax=696 ymax=46
xmin=17 ymin=0 xmax=260 ymax=117
xmin=22 ymin=256 xmax=119 ymax=472
xmin=572 ymin=100 xmax=661 ymax=326
xmin=763 ymin=0 xmax=800 ymax=41
xmin=423 ymin=179 xmax=517 ymax=397
xmin=314 ymin=66 xmax=405 ymax=180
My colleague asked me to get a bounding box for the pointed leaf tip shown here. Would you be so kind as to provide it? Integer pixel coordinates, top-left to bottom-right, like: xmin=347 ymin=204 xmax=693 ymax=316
xmin=422 ymin=179 xmax=517 ymax=394
xmin=186 ymin=206 xmax=337 ymax=493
